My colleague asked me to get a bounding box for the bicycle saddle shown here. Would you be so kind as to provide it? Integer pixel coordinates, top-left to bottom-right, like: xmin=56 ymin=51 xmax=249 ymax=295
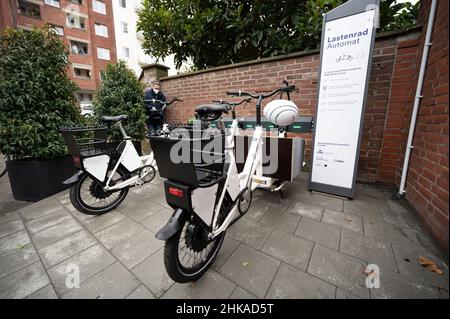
xmin=195 ymin=104 xmax=229 ymax=116
xmin=100 ymin=115 xmax=128 ymax=122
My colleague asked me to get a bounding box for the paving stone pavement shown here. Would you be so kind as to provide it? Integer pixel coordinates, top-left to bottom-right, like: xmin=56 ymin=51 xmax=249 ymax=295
xmin=0 ymin=172 xmax=448 ymax=299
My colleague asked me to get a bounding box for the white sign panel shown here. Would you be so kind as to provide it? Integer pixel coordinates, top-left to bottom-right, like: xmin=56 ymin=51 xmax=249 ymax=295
xmin=311 ymin=10 xmax=376 ymax=190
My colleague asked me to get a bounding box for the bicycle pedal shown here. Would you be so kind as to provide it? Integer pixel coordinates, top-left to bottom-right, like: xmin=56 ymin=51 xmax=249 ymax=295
xmin=135 ymin=179 xmax=144 ymax=188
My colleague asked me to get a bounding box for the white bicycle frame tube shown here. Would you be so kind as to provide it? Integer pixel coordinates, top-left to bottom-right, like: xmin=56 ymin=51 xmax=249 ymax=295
xmin=211 ymin=119 xmax=264 ymax=237
xmin=103 ymin=140 xmax=155 ymax=191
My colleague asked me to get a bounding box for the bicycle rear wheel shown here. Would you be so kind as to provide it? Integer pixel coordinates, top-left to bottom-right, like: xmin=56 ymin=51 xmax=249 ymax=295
xmin=0 ymin=155 xmax=7 ymax=178
xmin=70 ymin=166 xmax=129 ymax=215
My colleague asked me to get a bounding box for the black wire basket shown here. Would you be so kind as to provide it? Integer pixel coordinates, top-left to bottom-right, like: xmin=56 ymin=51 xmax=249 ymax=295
xmin=60 ymin=126 xmax=108 ymax=158
xmin=149 ymin=127 xmax=226 ymax=188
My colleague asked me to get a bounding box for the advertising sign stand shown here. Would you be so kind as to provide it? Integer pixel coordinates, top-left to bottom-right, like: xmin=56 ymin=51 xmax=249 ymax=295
xmin=309 ymin=0 xmax=380 ymax=199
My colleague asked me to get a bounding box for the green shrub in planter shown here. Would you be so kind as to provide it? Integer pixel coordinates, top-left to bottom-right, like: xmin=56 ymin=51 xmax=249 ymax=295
xmin=0 ymin=27 xmax=83 ymax=201
xmin=93 ymin=60 xmax=147 ymax=142
xmin=0 ymin=27 xmax=83 ymax=160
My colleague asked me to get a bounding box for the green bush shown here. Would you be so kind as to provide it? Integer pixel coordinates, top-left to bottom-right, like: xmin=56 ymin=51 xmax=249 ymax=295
xmin=93 ymin=60 xmax=147 ymax=141
xmin=0 ymin=27 xmax=82 ymax=160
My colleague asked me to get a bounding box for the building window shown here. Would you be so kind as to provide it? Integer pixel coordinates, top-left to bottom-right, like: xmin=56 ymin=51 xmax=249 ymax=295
xmin=70 ymin=0 xmax=83 ymax=4
xmin=74 ymin=67 xmax=91 ymax=79
xmin=17 ymin=0 xmax=41 ymax=19
xmin=93 ymin=0 xmax=106 ymax=15
xmin=49 ymin=25 xmax=64 ymax=36
xmin=45 ymin=0 xmax=60 ymax=8
xmin=119 ymin=0 xmax=126 ymax=8
xmin=94 ymin=23 xmax=108 ymax=37
xmin=122 ymin=47 xmax=130 ymax=58
xmin=66 ymin=14 xmax=86 ymax=30
xmin=121 ymin=22 xmax=128 ymax=34
xmin=100 ymin=70 xmax=106 ymax=81
xmin=97 ymin=47 xmax=110 ymax=60
xmin=70 ymin=40 xmax=88 ymax=55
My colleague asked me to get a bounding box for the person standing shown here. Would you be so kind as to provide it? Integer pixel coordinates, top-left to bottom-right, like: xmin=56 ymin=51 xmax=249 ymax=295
xmin=144 ymin=81 xmax=167 ymax=135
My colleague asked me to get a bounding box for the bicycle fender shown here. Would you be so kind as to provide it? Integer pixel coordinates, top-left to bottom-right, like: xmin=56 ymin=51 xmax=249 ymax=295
xmin=62 ymin=170 xmax=83 ymax=185
xmin=155 ymin=208 xmax=185 ymax=241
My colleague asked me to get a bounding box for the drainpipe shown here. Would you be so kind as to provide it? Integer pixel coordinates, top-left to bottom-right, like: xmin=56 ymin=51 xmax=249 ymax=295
xmin=398 ymin=0 xmax=438 ymax=197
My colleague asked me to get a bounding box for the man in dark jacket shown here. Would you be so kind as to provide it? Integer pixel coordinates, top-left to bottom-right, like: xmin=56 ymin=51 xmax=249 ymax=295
xmin=144 ymin=81 xmax=167 ymax=135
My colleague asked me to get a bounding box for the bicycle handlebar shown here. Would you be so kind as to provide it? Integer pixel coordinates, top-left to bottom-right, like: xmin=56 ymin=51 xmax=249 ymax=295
xmin=211 ymin=97 xmax=251 ymax=106
xmin=226 ymin=81 xmax=296 ymax=126
xmin=226 ymin=85 xmax=295 ymax=99
xmin=144 ymin=97 xmax=182 ymax=109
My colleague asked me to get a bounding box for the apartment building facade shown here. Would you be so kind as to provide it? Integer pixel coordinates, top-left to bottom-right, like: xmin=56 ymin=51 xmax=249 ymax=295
xmin=111 ymin=0 xmax=177 ymax=78
xmin=0 ymin=0 xmax=118 ymax=110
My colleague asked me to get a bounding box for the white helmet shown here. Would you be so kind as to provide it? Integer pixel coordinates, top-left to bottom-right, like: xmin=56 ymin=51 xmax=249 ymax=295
xmin=263 ymin=99 xmax=298 ymax=126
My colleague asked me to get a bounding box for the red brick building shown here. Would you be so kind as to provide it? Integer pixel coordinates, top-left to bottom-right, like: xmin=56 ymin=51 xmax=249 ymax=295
xmin=0 ymin=0 xmax=117 ymax=109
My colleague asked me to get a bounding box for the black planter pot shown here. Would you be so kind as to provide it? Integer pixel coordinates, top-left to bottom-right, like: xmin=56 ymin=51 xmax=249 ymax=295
xmin=6 ymin=156 xmax=76 ymax=202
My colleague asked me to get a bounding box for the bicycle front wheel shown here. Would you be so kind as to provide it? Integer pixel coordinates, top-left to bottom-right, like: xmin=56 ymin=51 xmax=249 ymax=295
xmin=69 ymin=166 xmax=129 ymax=215
xmin=164 ymin=216 xmax=225 ymax=283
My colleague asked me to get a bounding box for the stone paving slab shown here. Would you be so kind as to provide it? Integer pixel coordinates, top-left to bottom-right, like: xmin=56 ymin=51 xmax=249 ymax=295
xmin=322 ymin=209 xmax=363 ymax=234
xmin=1 ymin=172 xmax=448 ymax=299
xmin=94 ymin=218 xmax=145 ymax=250
xmin=62 ymin=262 xmax=141 ymax=299
xmin=110 ymin=229 xmax=163 ymax=270
xmin=30 ymin=218 xmax=83 ymax=250
xmin=0 ymin=211 xmax=22 ymax=225
xmin=38 ymin=230 xmax=97 ymax=268
xmin=391 ymin=244 xmax=449 ymax=290
xmin=125 ymin=285 xmax=155 ymax=299
xmin=24 ymin=208 xmax=72 ymax=234
xmin=363 ymin=219 xmax=421 ymax=248
xmin=0 ymin=244 xmax=39 ymax=279
xmin=261 ymin=229 xmax=314 ymax=271
xmin=371 ymin=269 xmax=441 ymax=299
xmin=162 ymin=270 xmax=236 ymax=299
xmin=259 ymin=211 xmax=301 ymax=234
xmin=0 ymin=230 xmax=31 ymax=256
xmin=0 ymin=262 xmax=50 ymax=299
xmin=295 ymin=217 xmax=341 ymax=250
xmin=229 ymin=286 xmax=257 ymax=299
xmin=212 ymin=236 xmax=240 ymax=270
xmin=308 ymin=244 xmax=369 ymax=298
xmin=47 ymin=244 xmax=116 ymax=295
xmin=227 ymin=218 xmax=272 ymax=250
xmin=141 ymin=209 xmax=172 ymax=234
xmin=339 ymin=229 xmax=398 ymax=273
xmin=0 ymin=220 xmax=25 ymax=238
xmin=25 ymin=284 xmax=59 ymax=299
xmin=219 ymin=245 xmax=280 ymax=298
xmin=131 ymin=248 xmax=174 ymax=298
xmin=266 ymin=263 xmax=336 ymax=299
xmin=72 ymin=210 xmax=126 ymax=234
xmin=287 ymin=201 xmax=324 ymax=221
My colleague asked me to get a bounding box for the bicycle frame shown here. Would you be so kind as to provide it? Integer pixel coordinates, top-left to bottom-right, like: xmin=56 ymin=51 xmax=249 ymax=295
xmin=209 ymin=120 xmax=264 ymax=237
xmin=82 ymin=120 xmax=156 ymax=191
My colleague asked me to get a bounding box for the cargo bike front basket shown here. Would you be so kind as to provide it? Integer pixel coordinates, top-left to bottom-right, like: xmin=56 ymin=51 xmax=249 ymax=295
xmin=149 ymin=129 xmax=226 ymax=188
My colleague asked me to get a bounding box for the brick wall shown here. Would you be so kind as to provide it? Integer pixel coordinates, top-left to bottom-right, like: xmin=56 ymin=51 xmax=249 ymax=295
xmin=401 ymin=0 xmax=449 ymax=251
xmin=159 ymin=29 xmax=421 ymax=182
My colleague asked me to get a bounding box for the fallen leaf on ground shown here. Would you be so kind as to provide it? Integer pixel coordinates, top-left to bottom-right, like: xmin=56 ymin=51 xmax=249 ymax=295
xmin=419 ymin=256 xmax=443 ymax=275
xmin=241 ymin=262 xmax=249 ymax=266
xmin=345 ymin=217 xmax=353 ymax=223
xmin=16 ymin=244 xmax=25 ymax=250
